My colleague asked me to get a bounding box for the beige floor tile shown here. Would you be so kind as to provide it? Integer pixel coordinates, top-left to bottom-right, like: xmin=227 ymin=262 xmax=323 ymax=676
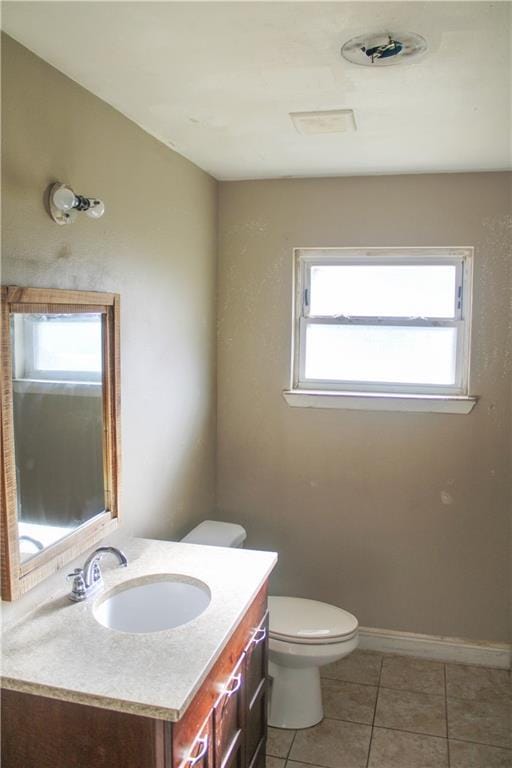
xmin=321 ymin=650 xmax=383 ymax=686
xmin=266 ymin=758 xmax=286 ymax=768
xmin=368 ymin=727 xmax=448 ymax=768
xmin=289 ymin=718 xmax=371 ymax=768
xmin=448 ymin=698 xmax=512 ymax=749
xmin=446 ymin=664 xmax=512 ymax=702
xmin=322 ymin=678 xmax=377 ymax=725
xmin=266 ymin=727 xmax=296 ymax=758
xmin=380 ymin=655 xmax=445 ymax=695
xmin=449 ymin=739 xmax=512 ymax=768
xmin=374 ymin=687 xmax=447 ymax=737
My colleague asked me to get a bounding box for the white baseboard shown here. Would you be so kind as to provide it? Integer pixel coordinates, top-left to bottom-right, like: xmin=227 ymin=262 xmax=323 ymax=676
xmin=358 ymin=626 xmax=511 ymax=669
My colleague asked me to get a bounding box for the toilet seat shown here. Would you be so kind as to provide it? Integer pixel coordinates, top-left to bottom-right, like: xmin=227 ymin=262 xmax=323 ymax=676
xmin=269 ymin=596 xmax=358 ymax=646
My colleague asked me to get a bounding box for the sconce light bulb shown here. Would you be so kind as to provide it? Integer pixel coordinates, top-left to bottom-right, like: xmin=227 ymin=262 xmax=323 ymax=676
xmin=85 ymin=200 xmax=105 ymax=219
xmin=52 ymin=185 xmax=77 ymax=212
xmin=48 ymin=182 xmax=105 ymax=225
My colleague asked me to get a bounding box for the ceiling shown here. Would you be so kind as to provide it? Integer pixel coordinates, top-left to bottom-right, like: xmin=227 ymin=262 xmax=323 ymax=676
xmin=3 ymin=1 xmax=511 ymax=180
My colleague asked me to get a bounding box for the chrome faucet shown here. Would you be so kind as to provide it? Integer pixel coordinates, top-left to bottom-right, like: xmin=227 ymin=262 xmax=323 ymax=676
xmin=67 ymin=546 xmax=128 ymax=602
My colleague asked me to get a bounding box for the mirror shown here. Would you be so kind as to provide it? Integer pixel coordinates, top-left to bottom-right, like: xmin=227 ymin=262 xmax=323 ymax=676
xmin=12 ymin=313 xmax=105 ymax=562
xmin=1 ymin=287 xmax=120 ymax=600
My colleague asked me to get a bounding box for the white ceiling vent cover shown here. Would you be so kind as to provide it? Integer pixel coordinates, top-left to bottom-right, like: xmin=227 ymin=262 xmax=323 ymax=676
xmin=290 ymin=109 xmax=356 ymax=135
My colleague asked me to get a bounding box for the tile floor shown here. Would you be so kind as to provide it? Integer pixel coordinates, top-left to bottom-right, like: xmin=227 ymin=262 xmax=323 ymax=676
xmin=266 ymin=650 xmax=511 ymax=768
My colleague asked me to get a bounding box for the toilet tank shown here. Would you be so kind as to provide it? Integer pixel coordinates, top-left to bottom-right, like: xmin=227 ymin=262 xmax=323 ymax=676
xmin=181 ymin=520 xmax=247 ymax=548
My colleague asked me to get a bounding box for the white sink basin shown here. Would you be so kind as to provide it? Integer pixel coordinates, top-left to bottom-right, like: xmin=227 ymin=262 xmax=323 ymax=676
xmin=93 ymin=575 xmax=211 ymax=633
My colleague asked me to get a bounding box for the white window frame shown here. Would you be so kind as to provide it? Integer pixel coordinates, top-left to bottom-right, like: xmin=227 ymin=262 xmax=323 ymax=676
xmin=290 ymin=247 xmax=474 ymax=399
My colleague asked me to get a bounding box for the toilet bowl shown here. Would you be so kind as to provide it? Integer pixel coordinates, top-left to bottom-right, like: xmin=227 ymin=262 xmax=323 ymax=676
xmin=268 ymin=596 xmax=358 ymax=729
xmin=181 ymin=520 xmax=359 ymax=729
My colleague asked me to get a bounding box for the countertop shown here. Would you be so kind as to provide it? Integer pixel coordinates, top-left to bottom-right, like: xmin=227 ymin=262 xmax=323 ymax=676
xmin=1 ymin=537 xmax=277 ymax=721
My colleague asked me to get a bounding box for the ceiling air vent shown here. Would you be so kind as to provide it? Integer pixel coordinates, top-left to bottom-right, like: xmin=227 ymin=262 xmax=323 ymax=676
xmin=341 ymin=31 xmax=427 ymax=66
xmin=290 ymin=109 xmax=356 ymax=135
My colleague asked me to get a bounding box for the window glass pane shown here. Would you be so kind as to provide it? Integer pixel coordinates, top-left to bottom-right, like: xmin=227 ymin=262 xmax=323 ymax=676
xmin=309 ymin=264 xmax=457 ymax=318
xmin=304 ymin=324 xmax=457 ymax=386
xmin=34 ymin=315 xmax=102 ymax=375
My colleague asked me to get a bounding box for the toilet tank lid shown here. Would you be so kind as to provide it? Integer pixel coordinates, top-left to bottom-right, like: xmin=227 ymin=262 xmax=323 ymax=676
xmin=181 ymin=520 xmax=247 ymax=548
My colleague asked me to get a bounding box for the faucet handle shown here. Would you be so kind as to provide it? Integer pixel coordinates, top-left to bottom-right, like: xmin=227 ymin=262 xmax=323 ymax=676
xmin=66 ymin=568 xmax=87 ymax=601
xmin=91 ymin=560 xmax=103 ymax=584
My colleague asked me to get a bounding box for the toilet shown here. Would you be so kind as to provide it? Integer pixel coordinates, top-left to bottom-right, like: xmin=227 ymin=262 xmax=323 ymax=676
xmin=181 ymin=520 xmax=359 ymax=729
xmin=267 ymin=596 xmax=358 ymax=728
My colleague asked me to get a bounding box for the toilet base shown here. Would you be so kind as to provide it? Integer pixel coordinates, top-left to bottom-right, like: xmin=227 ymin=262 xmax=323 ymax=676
xmin=268 ymin=661 xmax=323 ymax=730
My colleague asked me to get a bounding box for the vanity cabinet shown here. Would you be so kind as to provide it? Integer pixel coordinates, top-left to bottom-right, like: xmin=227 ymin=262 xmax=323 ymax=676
xmin=1 ymin=584 xmax=269 ymax=768
xmin=171 ymin=587 xmax=268 ymax=768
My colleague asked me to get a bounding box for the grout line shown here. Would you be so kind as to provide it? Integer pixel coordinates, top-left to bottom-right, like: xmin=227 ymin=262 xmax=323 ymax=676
xmin=371 ymin=724 xmax=448 ymax=740
xmin=283 ymin=751 xmax=345 ymax=768
xmin=377 ymin=683 xmax=445 ymax=699
xmin=448 ymin=736 xmax=512 ymax=755
xmin=365 ymin=654 xmax=384 ymax=768
xmin=446 ymin=736 xmax=512 ymax=751
xmin=444 ymin=663 xmax=450 ymax=768
xmin=322 ymin=674 xmax=510 ymax=702
xmin=320 ymin=675 xmax=379 ymax=687
xmin=322 ymin=677 xmax=453 ymax=697
xmin=284 ymin=760 xmax=334 ymax=768
xmin=369 ymin=722 xmax=512 ymax=751
xmin=317 ymin=713 xmax=375 ymax=727
xmin=376 ymin=653 xmax=384 ymax=688
xmin=285 ymin=730 xmax=297 ymax=762
xmin=445 ymin=692 xmax=512 ymax=703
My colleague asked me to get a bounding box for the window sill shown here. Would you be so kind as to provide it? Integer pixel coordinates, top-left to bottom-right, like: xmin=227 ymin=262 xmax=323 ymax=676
xmin=13 ymin=379 xmax=102 ymax=397
xmin=282 ymin=389 xmax=478 ymax=414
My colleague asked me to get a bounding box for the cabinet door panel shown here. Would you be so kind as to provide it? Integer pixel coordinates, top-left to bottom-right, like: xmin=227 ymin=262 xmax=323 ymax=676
xmin=247 ymin=737 xmax=265 ymax=768
xmin=214 ymin=653 xmax=244 ymax=768
xmin=219 ymin=730 xmax=243 ymax=768
xmin=244 ymin=612 xmax=269 ymax=768
xmin=179 ymin=715 xmax=213 ymax=768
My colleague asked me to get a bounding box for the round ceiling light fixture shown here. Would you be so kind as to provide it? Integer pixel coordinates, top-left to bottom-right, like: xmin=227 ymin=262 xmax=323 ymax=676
xmin=341 ymin=31 xmax=427 ymax=66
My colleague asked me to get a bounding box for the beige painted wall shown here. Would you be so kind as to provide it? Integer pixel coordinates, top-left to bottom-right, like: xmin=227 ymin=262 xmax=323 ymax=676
xmin=2 ymin=35 xmax=217 ymax=618
xmin=217 ymin=173 xmax=511 ymax=642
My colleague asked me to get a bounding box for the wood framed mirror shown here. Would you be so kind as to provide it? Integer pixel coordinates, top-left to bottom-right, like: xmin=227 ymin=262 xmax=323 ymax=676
xmin=1 ymin=287 xmax=121 ymax=600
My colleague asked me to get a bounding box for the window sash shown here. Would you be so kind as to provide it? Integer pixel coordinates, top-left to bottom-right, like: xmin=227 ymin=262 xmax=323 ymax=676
xmin=297 ymin=318 xmax=464 ymax=394
xmin=302 ymin=257 xmax=464 ymax=322
xmin=292 ymin=248 xmax=473 ymax=396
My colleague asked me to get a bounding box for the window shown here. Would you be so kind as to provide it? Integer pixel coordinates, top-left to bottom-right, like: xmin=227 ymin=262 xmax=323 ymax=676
xmin=289 ymin=248 xmax=474 ymax=406
xmin=12 ymin=313 xmax=103 ymax=383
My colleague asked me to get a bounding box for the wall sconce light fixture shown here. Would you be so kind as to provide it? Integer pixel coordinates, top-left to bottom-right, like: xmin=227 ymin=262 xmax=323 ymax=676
xmin=48 ymin=182 xmax=105 ymax=225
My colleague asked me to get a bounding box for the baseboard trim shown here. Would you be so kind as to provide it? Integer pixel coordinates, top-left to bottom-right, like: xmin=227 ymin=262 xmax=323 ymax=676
xmin=358 ymin=626 xmax=511 ymax=669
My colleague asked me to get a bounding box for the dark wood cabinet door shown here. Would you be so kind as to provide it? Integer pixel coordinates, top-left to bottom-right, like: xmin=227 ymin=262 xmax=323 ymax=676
xmin=180 ymin=714 xmax=214 ymax=768
xmin=213 ymin=653 xmax=245 ymax=768
xmin=243 ymin=612 xmax=269 ymax=768
xmin=1 ymin=688 xmax=170 ymax=768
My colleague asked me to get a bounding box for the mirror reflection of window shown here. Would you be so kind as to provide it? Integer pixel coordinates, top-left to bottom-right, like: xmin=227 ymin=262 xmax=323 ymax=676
xmin=11 ymin=313 xmax=106 ymax=563
xmin=13 ymin=313 xmax=102 ymax=383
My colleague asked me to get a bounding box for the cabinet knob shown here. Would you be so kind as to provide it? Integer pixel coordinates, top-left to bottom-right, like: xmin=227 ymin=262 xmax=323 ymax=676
xmin=185 ymin=735 xmax=208 ymax=766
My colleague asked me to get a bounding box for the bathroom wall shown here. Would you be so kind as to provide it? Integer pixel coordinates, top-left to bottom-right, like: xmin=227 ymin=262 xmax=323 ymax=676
xmin=2 ymin=35 xmax=217 ymax=616
xmin=217 ymin=173 xmax=512 ymax=643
